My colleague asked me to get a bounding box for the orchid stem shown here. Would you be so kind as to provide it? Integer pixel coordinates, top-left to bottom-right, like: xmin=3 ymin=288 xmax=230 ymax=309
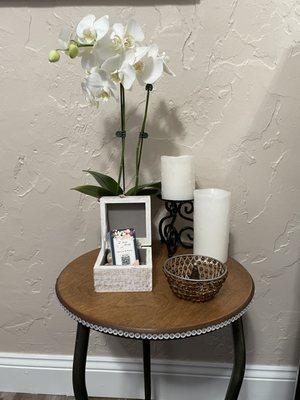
xmin=134 ymin=84 xmax=152 ymax=191
xmin=117 ymin=84 xmax=126 ymax=193
xmin=76 ymin=43 xmax=94 ymax=48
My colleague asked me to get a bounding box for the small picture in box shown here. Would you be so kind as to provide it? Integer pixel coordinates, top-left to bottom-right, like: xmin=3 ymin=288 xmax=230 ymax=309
xmin=109 ymin=228 xmax=140 ymax=266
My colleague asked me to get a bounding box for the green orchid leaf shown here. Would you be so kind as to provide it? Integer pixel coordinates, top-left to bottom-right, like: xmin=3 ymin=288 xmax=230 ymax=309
xmin=124 ymin=187 xmax=136 ymax=196
xmin=83 ymin=170 xmax=123 ymax=195
xmin=71 ymin=185 xmax=114 ymax=199
xmin=125 ymin=182 xmax=161 ymax=196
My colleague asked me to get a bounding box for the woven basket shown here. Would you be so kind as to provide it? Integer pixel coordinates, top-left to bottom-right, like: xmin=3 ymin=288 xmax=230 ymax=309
xmin=163 ymin=254 xmax=228 ymax=302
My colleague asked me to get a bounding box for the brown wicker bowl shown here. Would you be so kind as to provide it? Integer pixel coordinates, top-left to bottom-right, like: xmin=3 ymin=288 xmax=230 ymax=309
xmin=163 ymin=254 xmax=228 ymax=302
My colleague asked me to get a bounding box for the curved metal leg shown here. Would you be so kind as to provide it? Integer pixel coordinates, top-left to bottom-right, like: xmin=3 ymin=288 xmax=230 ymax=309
xmin=73 ymin=322 xmax=90 ymax=400
xmin=225 ymin=318 xmax=246 ymax=400
xmin=143 ymin=339 xmax=151 ymax=400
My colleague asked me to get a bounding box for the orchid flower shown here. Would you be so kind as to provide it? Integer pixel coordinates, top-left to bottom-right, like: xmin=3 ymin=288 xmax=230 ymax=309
xmin=111 ymin=19 xmax=144 ymax=50
xmin=95 ymin=19 xmax=145 ymax=61
xmin=76 ymin=14 xmax=109 ymax=45
xmin=160 ymin=51 xmax=175 ymax=77
xmin=82 ymin=70 xmax=118 ymax=105
xmin=58 ymin=26 xmax=73 ymax=50
xmin=81 ymin=50 xmax=98 ymax=73
xmin=101 ymin=51 xmax=136 ymax=90
xmin=132 ymin=44 xmax=174 ymax=85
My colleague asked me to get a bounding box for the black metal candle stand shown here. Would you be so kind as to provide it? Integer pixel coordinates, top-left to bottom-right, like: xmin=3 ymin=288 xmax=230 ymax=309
xmin=158 ymin=199 xmax=194 ymax=258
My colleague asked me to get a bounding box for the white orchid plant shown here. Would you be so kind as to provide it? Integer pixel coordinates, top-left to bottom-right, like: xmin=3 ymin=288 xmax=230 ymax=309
xmin=49 ymin=14 xmax=174 ymax=198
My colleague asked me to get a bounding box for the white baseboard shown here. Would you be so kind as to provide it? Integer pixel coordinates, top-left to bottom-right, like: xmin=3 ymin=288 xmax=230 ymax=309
xmin=0 ymin=352 xmax=297 ymax=400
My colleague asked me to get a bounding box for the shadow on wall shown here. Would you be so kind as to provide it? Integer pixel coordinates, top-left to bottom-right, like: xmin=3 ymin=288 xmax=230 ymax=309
xmin=228 ymin=44 xmax=300 ymax=367
xmin=0 ymin=0 xmax=199 ymax=7
xmin=101 ymin=98 xmax=185 ymax=182
xmin=101 ymin=98 xmax=185 ymax=225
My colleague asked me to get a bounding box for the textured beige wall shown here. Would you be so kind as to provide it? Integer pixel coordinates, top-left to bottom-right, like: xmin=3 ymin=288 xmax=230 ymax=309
xmin=0 ymin=0 xmax=300 ymax=366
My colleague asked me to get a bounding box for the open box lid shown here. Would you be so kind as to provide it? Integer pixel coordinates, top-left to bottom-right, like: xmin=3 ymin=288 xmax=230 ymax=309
xmin=100 ymin=196 xmax=152 ymax=247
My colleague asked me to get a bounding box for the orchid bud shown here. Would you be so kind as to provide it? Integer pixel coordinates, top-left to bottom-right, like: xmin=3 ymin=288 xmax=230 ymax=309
xmin=68 ymin=43 xmax=79 ymax=59
xmin=48 ymin=50 xmax=60 ymax=63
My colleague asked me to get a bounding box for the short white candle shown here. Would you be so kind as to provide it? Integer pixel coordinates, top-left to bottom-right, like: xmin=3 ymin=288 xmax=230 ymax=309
xmin=161 ymin=155 xmax=195 ymax=201
xmin=193 ymin=189 xmax=231 ymax=263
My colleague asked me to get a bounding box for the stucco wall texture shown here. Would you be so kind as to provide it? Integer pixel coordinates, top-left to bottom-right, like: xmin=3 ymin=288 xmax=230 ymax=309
xmin=0 ymin=0 xmax=299 ymax=367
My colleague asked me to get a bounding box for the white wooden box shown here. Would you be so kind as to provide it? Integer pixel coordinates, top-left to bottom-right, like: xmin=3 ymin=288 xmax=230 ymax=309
xmin=94 ymin=196 xmax=152 ymax=292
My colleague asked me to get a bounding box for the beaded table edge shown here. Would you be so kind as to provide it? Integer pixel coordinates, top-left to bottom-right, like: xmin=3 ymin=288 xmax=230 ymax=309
xmin=57 ymin=298 xmax=254 ymax=341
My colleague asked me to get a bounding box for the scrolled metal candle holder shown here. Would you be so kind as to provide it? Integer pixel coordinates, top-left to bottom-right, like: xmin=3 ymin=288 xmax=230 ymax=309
xmin=158 ymin=198 xmax=194 ymax=257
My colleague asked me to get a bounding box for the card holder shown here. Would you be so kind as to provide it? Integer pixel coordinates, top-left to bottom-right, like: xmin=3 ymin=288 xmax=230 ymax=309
xmin=93 ymin=196 xmax=153 ymax=292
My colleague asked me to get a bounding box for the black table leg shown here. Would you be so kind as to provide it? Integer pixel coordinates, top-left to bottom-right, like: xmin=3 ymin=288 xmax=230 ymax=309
xmin=143 ymin=339 xmax=151 ymax=400
xmin=225 ymin=318 xmax=246 ymax=400
xmin=294 ymin=363 xmax=300 ymax=399
xmin=73 ymin=322 xmax=90 ymax=400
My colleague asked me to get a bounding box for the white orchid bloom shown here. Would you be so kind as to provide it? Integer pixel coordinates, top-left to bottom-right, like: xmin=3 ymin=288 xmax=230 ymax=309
xmin=58 ymin=26 xmax=73 ymax=50
xmin=160 ymin=51 xmax=175 ymax=77
xmin=80 ymin=50 xmax=99 ymax=73
xmin=101 ymin=51 xmax=136 ymax=90
xmin=93 ymin=35 xmax=117 ymax=61
xmin=132 ymin=45 xmax=175 ymax=85
xmin=111 ymin=19 xmax=145 ymax=50
xmin=76 ymin=14 xmax=109 ymax=45
xmin=94 ymin=19 xmax=144 ymax=61
xmin=132 ymin=45 xmax=162 ymax=85
xmin=82 ymin=81 xmax=99 ymax=107
xmin=82 ymin=70 xmax=118 ymax=105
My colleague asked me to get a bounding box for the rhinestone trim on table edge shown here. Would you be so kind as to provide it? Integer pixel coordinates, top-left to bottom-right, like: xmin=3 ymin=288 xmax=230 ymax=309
xmin=58 ymin=299 xmax=254 ymax=340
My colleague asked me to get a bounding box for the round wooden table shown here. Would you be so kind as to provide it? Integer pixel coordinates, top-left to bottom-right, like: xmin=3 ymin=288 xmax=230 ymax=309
xmin=56 ymin=243 xmax=254 ymax=400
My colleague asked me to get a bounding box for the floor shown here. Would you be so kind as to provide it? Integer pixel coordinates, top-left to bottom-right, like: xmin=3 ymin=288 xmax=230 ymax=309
xmin=0 ymin=395 xmax=118 ymax=400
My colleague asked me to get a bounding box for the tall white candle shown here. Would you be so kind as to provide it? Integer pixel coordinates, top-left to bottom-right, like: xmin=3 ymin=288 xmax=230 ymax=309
xmin=161 ymin=155 xmax=195 ymax=201
xmin=193 ymin=189 xmax=231 ymax=263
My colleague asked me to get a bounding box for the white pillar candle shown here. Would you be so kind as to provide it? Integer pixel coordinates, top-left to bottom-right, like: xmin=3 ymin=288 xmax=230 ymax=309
xmin=193 ymin=189 xmax=231 ymax=263
xmin=161 ymin=155 xmax=195 ymax=201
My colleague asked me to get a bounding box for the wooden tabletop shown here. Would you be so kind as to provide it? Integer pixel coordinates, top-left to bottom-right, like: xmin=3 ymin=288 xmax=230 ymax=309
xmin=56 ymin=242 xmax=254 ymax=338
